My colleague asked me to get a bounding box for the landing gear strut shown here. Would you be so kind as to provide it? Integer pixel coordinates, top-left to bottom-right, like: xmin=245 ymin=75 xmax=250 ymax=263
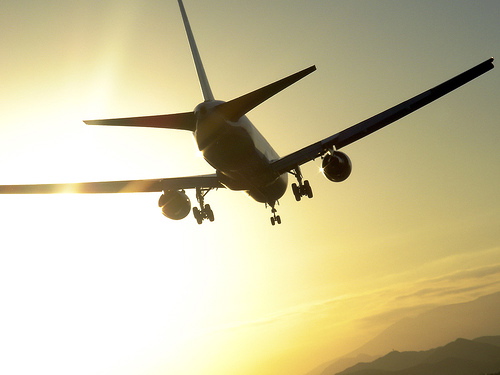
xmin=193 ymin=187 xmax=214 ymax=224
xmin=291 ymin=166 xmax=313 ymax=201
xmin=268 ymin=201 xmax=282 ymax=226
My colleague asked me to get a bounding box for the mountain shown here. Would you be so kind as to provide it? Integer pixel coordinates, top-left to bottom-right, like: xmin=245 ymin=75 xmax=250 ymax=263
xmin=336 ymin=336 xmax=500 ymax=375
xmin=351 ymin=291 xmax=500 ymax=357
xmin=306 ymin=354 xmax=378 ymax=375
xmin=313 ymin=292 xmax=500 ymax=375
xmin=475 ymin=336 xmax=500 ymax=347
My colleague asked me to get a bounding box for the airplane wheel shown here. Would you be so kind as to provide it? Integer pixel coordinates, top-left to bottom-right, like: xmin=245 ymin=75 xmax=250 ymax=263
xmin=276 ymin=215 xmax=281 ymax=224
xmin=193 ymin=207 xmax=203 ymax=224
xmin=304 ymin=180 xmax=313 ymax=198
xmin=292 ymin=183 xmax=301 ymax=201
xmin=270 ymin=217 xmax=275 ymax=226
xmin=205 ymin=204 xmax=214 ymax=222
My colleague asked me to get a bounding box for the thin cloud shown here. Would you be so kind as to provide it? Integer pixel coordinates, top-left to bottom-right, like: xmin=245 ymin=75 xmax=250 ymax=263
xmin=357 ymin=304 xmax=436 ymax=329
xmin=395 ymin=281 xmax=500 ymax=301
xmin=203 ymin=262 xmax=500 ymax=340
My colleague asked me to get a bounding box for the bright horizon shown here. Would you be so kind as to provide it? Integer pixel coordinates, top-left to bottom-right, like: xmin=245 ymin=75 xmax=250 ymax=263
xmin=0 ymin=1 xmax=499 ymax=375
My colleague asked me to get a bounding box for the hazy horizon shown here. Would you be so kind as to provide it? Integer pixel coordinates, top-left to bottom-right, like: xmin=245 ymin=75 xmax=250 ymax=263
xmin=0 ymin=1 xmax=499 ymax=375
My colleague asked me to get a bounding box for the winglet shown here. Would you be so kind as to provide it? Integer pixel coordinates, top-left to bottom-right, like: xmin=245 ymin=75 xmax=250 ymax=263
xmin=217 ymin=65 xmax=316 ymax=121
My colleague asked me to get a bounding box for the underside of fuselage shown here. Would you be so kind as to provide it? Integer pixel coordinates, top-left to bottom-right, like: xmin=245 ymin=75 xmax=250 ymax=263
xmin=194 ymin=100 xmax=288 ymax=204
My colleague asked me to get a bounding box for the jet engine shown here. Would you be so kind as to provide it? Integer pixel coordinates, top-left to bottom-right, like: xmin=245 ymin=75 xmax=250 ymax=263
xmin=158 ymin=190 xmax=191 ymax=220
xmin=321 ymin=151 xmax=352 ymax=182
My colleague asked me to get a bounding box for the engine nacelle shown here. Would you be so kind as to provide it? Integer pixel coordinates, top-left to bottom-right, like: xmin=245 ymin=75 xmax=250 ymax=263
xmin=158 ymin=190 xmax=191 ymax=220
xmin=321 ymin=151 xmax=352 ymax=182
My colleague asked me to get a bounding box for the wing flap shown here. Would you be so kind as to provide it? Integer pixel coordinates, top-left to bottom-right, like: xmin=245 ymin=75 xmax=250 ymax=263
xmin=84 ymin=112 xmax=197 ymax=131
xmin=0 ymin=174 xmax=222 ymax=194
xmin=271 ymin=58 xmax=494 ymax=175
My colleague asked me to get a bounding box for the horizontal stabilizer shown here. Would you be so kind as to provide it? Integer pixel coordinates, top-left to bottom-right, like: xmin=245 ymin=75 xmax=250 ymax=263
xmin=84 ymin=112 xmax=197 ymax=131
xmin=217 ymin=65 xmax=316 ymax=121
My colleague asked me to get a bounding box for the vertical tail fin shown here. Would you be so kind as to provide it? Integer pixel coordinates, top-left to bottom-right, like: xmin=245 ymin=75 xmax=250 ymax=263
xmin=177 ymin=0 xmax=215 ymax=101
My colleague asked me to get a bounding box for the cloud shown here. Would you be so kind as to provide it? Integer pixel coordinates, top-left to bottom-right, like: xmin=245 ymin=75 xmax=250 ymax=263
xmin=398 ymin=282 xmax=499 ymax=300
xmin=441 ymin=263 xmax=500 ymax=282
xmin=354 ymin=262 xmax=500 ymax=330
xmin=396 ymin=263 xmax=500 ymax=299
xmin=196 ymin=259 xmax=500 ymax=370
xmin=203 ymin=293 xmax=358 ymax=335
xmin=206 ymin=261 xmax=500 ymax=337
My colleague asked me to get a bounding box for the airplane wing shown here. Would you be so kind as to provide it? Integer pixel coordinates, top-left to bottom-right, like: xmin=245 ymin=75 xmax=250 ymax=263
xmin=0 ymin=174 xmax=223 ymax=194
xmin=271 ymin=58 xmax=494 ymax=175
xmin=84 ymin=112 xmax=197 ymax=131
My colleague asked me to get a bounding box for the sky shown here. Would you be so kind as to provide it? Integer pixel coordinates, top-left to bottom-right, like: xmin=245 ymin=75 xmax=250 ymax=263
xmin=0 ymin=1 xmax=499 ymax=375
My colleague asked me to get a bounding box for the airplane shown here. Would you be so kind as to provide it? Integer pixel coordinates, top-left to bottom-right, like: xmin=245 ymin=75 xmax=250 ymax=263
xmin=0 ymin=0 xmax=494 ymax=225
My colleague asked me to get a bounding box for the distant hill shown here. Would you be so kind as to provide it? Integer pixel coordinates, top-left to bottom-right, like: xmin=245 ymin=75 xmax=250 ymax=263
xmin=336 ymin=336 xmax=500 ymax=375
xmin=306 ymin=354 xmax=378 ymax=375
xmin=313 ymin=292 xmax=500 ymax=375
xmin=351 ymin=291 xmax=500 ymax=357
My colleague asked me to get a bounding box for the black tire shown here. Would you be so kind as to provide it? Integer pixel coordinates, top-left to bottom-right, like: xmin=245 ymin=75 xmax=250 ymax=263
xmin=304 ymin=180 xmax=313 ymax=198
xmin=193 ymin=207 xmax=203 ymax=224
xmin=205 ymin=204 xmax=215 ymax=222
xmin=292 ymin=183 xmax=301 ymax=201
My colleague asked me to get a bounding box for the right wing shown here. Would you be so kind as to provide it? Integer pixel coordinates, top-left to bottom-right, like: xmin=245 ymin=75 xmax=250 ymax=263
xmin=84 ymin=112 xmax=196 ymax=131
xmin=271 ymin=58 xmax=494 ymax=175
xmin=0 ymin=174 xmax=223 ymax=194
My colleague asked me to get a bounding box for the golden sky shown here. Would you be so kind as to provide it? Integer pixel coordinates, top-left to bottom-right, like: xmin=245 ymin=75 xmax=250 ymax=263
xmin=0 ymin=1 xmax=499 ymax=375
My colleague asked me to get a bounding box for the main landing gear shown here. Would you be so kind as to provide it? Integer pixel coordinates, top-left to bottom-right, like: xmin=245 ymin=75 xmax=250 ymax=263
xmin=291 ymin=166 xmax=313 ymax=201
xmin=193 ymin=187 xmax=214 ymax=224
xmin=267 ymin=166 xmax=314 ymax=226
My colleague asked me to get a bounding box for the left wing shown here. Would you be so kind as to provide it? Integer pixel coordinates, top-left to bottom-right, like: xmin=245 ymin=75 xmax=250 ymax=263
xmin=271 ymin=58 xmax=494 ymax=175
xmin=0 ymin=174 xmax=223 ymax=194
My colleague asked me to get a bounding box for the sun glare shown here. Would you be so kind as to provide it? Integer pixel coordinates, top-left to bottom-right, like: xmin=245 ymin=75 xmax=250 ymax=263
xmin=0 ymin=190 xmax=236 ymax=375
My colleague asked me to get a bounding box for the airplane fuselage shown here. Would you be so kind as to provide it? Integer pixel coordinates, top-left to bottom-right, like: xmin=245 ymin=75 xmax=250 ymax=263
xmin=194 ymin=100 xmax=288 ymax=204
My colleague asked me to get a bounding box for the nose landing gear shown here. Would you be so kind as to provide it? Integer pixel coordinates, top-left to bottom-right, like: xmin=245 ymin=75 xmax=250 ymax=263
xmin=193 ymin=187 xmax=215 ymax=224
xmin=267 ymin=201 xmax=282 ymax=226
xmin=270 ymin=207 xmax=281 ymax=226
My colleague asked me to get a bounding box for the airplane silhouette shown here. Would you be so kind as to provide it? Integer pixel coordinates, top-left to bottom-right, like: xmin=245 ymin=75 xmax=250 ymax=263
xmin=0 ymin=0 xmax=494 ymax=225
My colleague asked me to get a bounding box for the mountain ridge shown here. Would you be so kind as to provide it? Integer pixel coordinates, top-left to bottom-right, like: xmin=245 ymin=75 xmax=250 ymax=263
xmin=312 ymin=291 xmax=500 ymax=375
xmin=337 ymin=336 xmax=500 ymax=375
xmin=351 ymin=291 xmax=500 ymax=356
